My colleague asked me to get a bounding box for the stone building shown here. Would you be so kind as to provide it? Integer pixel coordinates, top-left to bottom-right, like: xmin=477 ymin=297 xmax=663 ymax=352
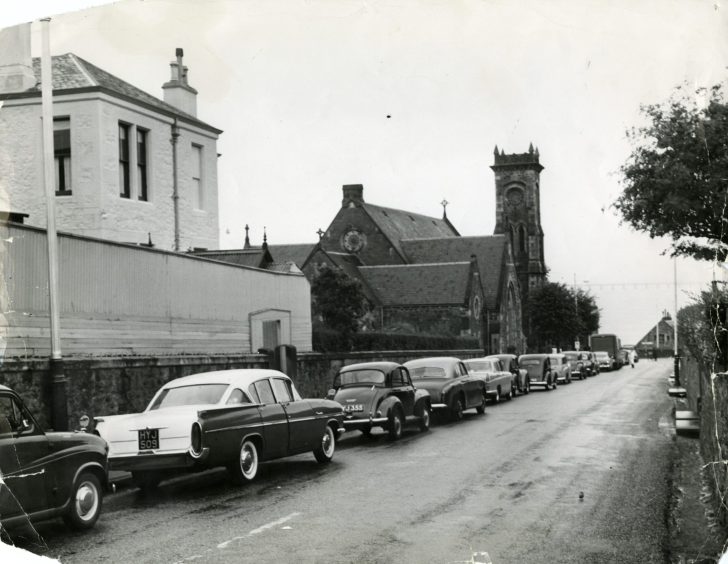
xmin=491 ymin=144 xmax=547 ymax=326
xmin=635 ymin=312 xmax=676 ymax=358
xmin=0 ymin=28 xmax=221 ymax=251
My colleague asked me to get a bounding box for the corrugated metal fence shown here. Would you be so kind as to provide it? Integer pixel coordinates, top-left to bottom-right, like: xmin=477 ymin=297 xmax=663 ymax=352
xmin=0 ymin=222 xmax=312 ymax=357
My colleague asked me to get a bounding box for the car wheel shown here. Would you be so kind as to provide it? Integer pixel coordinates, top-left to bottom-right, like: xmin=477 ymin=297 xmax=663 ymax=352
xmin=494 ymin=388 xmax=501 ymax=404
xmin=132 ymin=471 xmax=162 ymax=493
xmin=63 ymin=472 xmax=102 ymax=530
xmin=313 ymin=425 xmax=336 ymax=463
xmin=388 ymin=408 xmax=404 ymax=440
xmin=451 ymin=396 xmax=465 ymax=421
xmin=476 ymin=392 xmax=486 ymax=414
xmin=525 ymin=378 xmax=531 ymax=394
xmin=230 ymin=438 xmax=259 ymax=483
xmin=418 ymin=404 xmax=431 ymax=431
xmin=506 ymin=386 xmax=513 ymax=401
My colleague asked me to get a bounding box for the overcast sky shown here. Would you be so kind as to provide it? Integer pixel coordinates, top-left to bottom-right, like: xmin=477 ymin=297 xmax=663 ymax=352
xmin=2 ymin=0 xmax=727 ymax=345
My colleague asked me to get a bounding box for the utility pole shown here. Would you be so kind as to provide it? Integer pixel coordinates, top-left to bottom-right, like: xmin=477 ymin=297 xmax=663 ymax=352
xmin=673 ymin=258 xmax=680 ymax=385
xmin=40 ymin=18 xmax=67 ymax=430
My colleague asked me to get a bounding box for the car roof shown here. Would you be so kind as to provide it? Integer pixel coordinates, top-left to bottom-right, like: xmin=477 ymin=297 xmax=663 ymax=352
xmin=339 ymin=361 xmax=402 ymax=373
xmin=468 ymin=357 xmax=498 ymax=363
xmin=404 ymin=357 xmax=462 ymax=368
xmin=163 ymin=369 xmax=290 ymax=389
xmin=0 ymin=384 xmax=12 ymax=393
xmin=519 ymin=353 xmax=549 ymax=359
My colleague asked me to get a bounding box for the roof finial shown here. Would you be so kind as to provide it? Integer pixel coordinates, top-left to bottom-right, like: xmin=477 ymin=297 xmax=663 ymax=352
xmin=441 ymin=199 xmax=449 ymax=219
xmin=528 ymin=142 xmax=534 ymax=154
xmin=316 ymin=228 xmax=325 ymax=241
xmin=262 ymin=226 xmax=268 ymax=249
xmin=244 ymin=224 xmax=251 ymax=249
xmin=494 ymin=144 xmax=499 ymax=156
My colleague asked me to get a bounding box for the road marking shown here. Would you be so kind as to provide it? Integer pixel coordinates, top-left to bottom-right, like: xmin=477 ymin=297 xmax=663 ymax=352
xmin=217 ymin=512 xmax=301 ymax=549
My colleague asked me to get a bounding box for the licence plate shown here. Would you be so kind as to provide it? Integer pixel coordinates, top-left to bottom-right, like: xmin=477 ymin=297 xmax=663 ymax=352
xmin=138 ymin=429 xmax=159 ymax=450
xmin=344 ymin=404 xmax=363 ymax=413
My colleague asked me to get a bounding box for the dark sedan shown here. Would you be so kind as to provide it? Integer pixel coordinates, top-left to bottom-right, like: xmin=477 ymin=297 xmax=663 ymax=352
xmin=403 ymin=357 xmax=486 ymax=421
xmin=331 ymin=362 xmax=431 ymax=439
xmin=0 ymin=385 xmax=108 ymax=530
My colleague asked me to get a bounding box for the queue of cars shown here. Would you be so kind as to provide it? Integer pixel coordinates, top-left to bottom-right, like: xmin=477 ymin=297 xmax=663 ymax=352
xmin=0 ymin=350 xmax=602 ymax=535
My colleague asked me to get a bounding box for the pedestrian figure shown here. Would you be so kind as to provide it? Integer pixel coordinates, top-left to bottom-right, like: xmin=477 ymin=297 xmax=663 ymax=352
xmin=652 ymin=348 xmax=658 ymax=361
xmin=628 ymin=349 xmax=635 ymax=368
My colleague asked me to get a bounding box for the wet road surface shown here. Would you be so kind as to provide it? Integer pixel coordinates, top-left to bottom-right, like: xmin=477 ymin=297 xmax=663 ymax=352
xmin=15 ymin=359 xmax=675 ymax=563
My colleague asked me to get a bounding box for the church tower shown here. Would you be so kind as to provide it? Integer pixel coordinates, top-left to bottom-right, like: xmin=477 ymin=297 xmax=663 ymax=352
xmin=491 ymin=144 xmax=547 ymax=309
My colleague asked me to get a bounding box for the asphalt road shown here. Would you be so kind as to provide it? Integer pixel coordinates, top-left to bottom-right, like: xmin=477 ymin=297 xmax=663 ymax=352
xmin=16 ymin=359 xmax=676 ymax=564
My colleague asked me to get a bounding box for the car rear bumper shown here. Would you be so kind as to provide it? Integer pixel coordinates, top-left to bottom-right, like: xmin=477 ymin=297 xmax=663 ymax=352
xmin=109 ymin=448 xmax=209 ymax=472
xmin=342 ymin=416 xmax=389 ymax=430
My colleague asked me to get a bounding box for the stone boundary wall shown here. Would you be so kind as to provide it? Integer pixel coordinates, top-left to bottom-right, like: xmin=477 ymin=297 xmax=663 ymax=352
xmin=0 ymin=349 xmax=483 ymax=429
xmin=682 ymin=355 xmax=728 ymax=530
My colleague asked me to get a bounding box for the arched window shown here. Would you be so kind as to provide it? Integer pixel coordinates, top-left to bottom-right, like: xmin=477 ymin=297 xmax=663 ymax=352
xmin=519 ymin=225 xmax=527 ymax=254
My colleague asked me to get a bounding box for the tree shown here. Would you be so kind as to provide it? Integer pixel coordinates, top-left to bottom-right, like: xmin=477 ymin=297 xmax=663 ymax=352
xmin=528 ymin=282 xmax=582 ymax=351
xmin=576 ymin=290 xmax=600 ymax=345
xmin=615 ymin=84 xmax=728 ymax=261
xmin=310 ymin=266 xmax=366 ymax=341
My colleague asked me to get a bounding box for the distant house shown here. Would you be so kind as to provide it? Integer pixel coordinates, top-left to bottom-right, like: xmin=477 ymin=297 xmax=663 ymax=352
xmin=0 ymin=28 xmax=221 ymax=251
xmin=635 ymin=312 xmax=676 ymax=358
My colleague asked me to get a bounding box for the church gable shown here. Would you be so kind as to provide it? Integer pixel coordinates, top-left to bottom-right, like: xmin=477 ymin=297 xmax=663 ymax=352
xmin=319 ymin=185 xmax=458 ymax=266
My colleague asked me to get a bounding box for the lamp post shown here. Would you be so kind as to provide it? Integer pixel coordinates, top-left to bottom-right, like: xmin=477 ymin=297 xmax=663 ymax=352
xmin=40 ymin=18 xmax=67 ymax=430
xmin=673 ymin=257 xmax=680 ymax=386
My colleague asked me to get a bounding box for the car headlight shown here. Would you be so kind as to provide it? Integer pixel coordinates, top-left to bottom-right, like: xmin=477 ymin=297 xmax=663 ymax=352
xmin=190 ymin=422 xmax=203 ymax=456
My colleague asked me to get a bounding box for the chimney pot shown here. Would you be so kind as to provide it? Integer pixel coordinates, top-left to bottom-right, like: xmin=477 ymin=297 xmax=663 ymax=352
xmin=342 ymin=184 xmax=364 ymax=207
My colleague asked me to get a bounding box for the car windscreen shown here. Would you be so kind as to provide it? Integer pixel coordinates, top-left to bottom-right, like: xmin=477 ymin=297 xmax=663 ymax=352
xmin=564 ymin=353 xmax=578 ymax=360
xmin=464 ymin=361 xmax=490 ymax=372
xmin=409 ymin=366 xmax=447 ymax=379
xmin=149 ymin=384 xmax=229 ymax=410
xmin=520 ymin=359 xmax=541 ymax=366
xmin=335 ymin=370 xmax=386 ymax=388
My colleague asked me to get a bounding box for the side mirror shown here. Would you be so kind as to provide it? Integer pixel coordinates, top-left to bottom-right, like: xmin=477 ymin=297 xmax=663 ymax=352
xmin=79 ymin=414 xmax=91 ymax=432
xmin=326 ymin=388 xmax=336 ymax=400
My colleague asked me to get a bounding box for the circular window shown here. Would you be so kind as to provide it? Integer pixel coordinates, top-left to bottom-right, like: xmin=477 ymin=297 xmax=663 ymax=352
xmin=341 ymin=229 xmax=366 ymax=253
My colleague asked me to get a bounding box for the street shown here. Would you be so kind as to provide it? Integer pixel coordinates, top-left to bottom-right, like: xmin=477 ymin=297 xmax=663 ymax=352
xmin=17 ymin=360 xmax=675 ymax=564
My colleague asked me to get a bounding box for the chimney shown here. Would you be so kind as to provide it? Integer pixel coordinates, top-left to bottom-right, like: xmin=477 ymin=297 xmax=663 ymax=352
xmin=162 ymin=48 xmax=198 ymax=116
xmin=0 ymin=24 xmax=37 ymax=94
xmin=342 ymin=184 xmax=364 ymax=208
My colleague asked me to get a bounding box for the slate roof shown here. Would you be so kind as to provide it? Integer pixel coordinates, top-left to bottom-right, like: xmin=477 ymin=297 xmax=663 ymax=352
xmin=361 ymin=203 xmax=459 ymax=260
xmin=358 ymin=262 xmax=472 ymax=307
xmin=192 ymin=248 xmax=272 ymax=269
xmin=266 ymin=244 xmax=315 ymax=267
xmin=401 ymin=235 xmax=509 ymax=310
xmin=0 ymin=53 xmax=220 ymax=134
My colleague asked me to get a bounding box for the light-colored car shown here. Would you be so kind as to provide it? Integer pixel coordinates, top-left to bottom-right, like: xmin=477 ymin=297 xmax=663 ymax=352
xmin=94 ymin=369 xmax=345 ymax=490
xmin=594 ymin=351 xmax=614 ymax=371
xmin=404 ymin=357 xmax=487 ymax=420
xmin=488 ymin=354 xmax=530 ymax=395
xmin=464 ymin=357 xmax=513 ymax=403
xmin=548 ymin=354 xmax=572 ymax=384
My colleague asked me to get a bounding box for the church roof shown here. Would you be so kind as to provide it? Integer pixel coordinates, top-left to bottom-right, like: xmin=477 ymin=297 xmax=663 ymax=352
xmin=401 ymin=235 xmax=509 ymax=310
xmin=361 ymin=203 xmax=459 ymax=260
xmin=191 ymin=248 xmax=272 ymax=269
xmin=267 ymin=244 xmax=315 ymax=267
xmin=358 ymin=262 xmax=473 ymax=307
xmin=0 ymin=53 xmax=220 ymax=134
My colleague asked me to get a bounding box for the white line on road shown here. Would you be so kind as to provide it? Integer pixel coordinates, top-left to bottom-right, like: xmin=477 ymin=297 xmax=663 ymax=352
xmin=217 ymin=512 xmax=302 ymax=549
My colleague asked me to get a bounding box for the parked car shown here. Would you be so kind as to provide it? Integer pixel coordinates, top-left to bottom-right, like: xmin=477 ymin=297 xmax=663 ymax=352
xmin=518 ymin=354 xmax=556 ymax=390
xmin=403 ymin=357 xmax=486 ymax=420
xmin=580 ymin=351 xmax=599 ymax=376
xmin=94 ymin=369 xmax=344 ymax=489
xmin=487 ymin=354 xmax=530 ymax=395
xmin=563 ymin=351 xmax=586 ymax=380
xmin=594 ymin=351 xmax=615 ymax=371
xmin=330 ymin=362 xmax=431 ymax=439
xmin=549 ymin=354 xmax=573 ymax=384
xmin=0 ymin=385 xmax=108 ymax=530
xmin=465 ymin=357 xmax=514 ymax=403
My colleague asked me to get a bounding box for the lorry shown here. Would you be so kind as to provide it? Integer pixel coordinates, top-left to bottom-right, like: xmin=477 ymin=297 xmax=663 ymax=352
xmin=589 ymin=334 xmax=623 ymax=369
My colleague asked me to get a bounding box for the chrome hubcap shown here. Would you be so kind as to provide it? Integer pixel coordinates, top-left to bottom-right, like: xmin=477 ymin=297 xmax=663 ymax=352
xmin=241 ymin=445 xmax=255 ymax=474
xmin=322 ymin=429 xmax=333 ymax=455
xmin=75 ymin=482 xmax=98 ymax=520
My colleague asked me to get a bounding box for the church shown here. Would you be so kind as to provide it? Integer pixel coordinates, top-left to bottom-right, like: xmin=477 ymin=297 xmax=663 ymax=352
xmin=257 ymin=145 xmax=548 ymax=354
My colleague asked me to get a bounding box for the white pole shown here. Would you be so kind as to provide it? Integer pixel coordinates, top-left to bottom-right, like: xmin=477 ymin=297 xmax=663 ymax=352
xmin=40 ymin=18 xmax=61 ymax=361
